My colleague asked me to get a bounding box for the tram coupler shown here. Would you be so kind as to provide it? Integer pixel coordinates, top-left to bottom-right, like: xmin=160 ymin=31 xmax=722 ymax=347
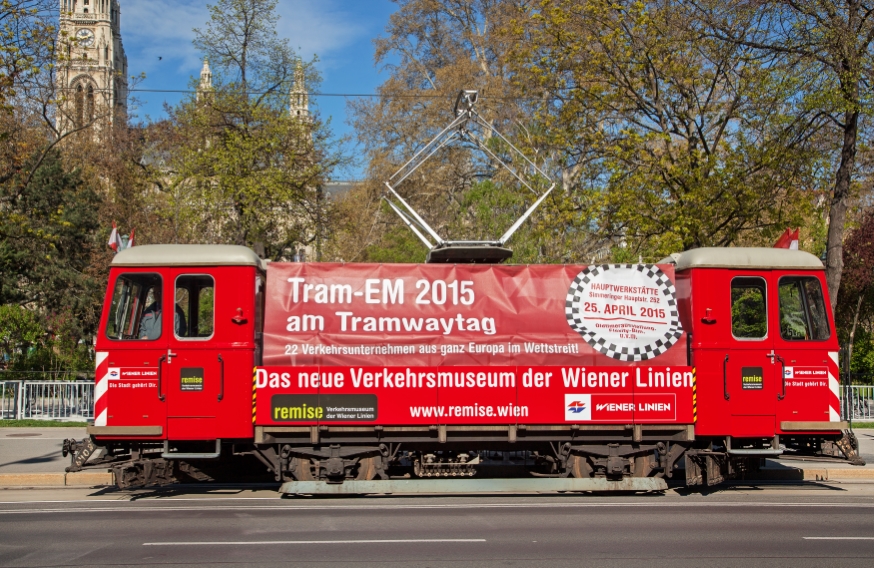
xmin=63 ymin=437 xmax=98 ymax=473
xmin=838 ymin=430 xmax=866 ymax=466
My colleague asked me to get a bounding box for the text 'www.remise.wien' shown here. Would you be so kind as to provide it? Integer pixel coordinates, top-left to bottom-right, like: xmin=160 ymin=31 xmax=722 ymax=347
xmin=409 ymin=404 xmax=529 ymax=418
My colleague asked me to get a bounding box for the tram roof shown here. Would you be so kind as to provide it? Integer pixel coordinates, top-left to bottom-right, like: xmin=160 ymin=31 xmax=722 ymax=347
xmin=664 ymin=247 xmax=823 ymax=271
xmin=111 ymin=245 xmax=265 ymax=269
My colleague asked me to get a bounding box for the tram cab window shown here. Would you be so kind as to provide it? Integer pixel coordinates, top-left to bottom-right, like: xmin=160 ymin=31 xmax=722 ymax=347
xmin=174 ymin=275 xmax=215 ymax=339
xmin=778 ymin=276 xmax=830 ymax=341
xmin=105 ymin=274 xmax=162 ymax=340
xmin=731 ymin=277 xmax=767 ymax=339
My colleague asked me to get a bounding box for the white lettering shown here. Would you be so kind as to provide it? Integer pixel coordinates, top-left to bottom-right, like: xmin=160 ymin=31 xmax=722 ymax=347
xmin=287 ymin=277 xmax=305 ymax=303
xmin=365 ymin=279 xmax=380 ymax=304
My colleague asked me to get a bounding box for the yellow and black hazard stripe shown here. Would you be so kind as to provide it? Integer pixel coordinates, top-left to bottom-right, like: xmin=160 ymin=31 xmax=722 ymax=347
xmin=692 ymin=367 xmax=697 ymax=423
xmin=252 ymin=367 xmax=258 ymax=424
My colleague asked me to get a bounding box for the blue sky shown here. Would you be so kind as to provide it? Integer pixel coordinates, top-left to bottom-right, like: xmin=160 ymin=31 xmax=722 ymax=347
xmin=121 ymin=0 xmax=398 ymax=178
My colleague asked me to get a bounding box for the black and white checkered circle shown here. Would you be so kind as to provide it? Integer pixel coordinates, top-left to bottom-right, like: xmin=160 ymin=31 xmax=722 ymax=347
xmin=565 ymin=264 xmax=684 ymax=362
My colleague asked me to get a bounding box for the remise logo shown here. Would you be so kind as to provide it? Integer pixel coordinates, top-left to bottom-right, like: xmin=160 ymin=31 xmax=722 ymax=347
xmin=564 ymin=394 xmax=591 ymax=421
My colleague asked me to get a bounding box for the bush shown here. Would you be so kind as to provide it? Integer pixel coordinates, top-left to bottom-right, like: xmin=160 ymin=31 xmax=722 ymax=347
xmin=0 ymin=304 xmax=93 ymax=380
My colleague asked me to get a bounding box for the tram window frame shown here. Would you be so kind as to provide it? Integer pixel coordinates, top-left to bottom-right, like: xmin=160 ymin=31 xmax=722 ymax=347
xmin=254 ymin=274 xmax=265 ymax=364
xmin=174 ymin=274 xmax=215 ymax=341
xmin=730 ymin=276 xmax=768 ymax=340
xmin=255 ymin=274 xmax=264 ymax=334
xmin=105 ymin=273 xmax=162 ymax=341
xmin=778 ymin=276 xmax=830 ymax=341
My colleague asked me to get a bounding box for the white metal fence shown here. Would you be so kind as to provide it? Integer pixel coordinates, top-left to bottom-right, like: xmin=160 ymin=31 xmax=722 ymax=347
xmin=1 ymin=380 xmax=874 ymax=424
xmin=0 ymin=381 xmax=21 ymax=419
xmin=842 ymin=385 xmax=874 ymax=422
xmin=1 ymin=381 xmax=94 ymax=422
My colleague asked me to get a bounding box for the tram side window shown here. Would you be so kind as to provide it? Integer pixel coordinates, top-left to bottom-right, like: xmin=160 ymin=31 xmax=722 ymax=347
xmin=175 ymin=275 xmax=215 ymax=339
xmin=105 ymin=274 xmax=162 ymax=340
xmin=731 ymin=277 xmax=767 ymax=339
xmin=779 ymin=276 xmax=830 ymax=341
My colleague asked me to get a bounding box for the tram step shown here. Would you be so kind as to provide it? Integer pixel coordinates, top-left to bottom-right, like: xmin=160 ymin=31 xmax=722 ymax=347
xmin=279 ymin=476 xmax=667 ymax=495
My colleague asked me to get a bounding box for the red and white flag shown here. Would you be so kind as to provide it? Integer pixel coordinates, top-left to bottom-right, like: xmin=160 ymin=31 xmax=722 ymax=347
xmin=107 ymin=221 xmax=123 ymax=252
xmin=774 ymin=228 xmax=799 ymax=250
xmin=108 ymin=222 xmax=135 ymax=253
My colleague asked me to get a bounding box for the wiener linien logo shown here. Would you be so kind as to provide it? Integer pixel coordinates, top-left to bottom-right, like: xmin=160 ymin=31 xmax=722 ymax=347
xmin=564 ymin=394 xmax=591 ymax=421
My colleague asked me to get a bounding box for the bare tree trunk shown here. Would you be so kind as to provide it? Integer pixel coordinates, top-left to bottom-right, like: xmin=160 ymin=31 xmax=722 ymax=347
xmin=848 ymin=295 xmax=863 ymax=382
xmin=826 ymin=109 xmax=859 ymax=312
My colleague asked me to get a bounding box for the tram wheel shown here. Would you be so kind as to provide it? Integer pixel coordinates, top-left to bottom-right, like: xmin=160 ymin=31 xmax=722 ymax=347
xmin=355 ymin=456 xmax=378 ymax=480
xmin=291 ymin=457 xmax=316 ymax=481
xmin=634 ymin=455 xmax=652 ymax=477
xmin=568 ymin=454 xmax=593 ymax=478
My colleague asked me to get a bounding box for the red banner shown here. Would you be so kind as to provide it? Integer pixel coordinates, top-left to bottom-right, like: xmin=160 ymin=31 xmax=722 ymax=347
xmin=254 ymin=365 xmax=695 ymax=426
xmin=263 ymin=263 xmax=687 ymax=367
xmin=258 ymin=263 xmax=693 ymax=425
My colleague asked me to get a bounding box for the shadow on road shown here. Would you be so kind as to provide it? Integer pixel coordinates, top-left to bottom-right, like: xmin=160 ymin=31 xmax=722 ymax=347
xmin=0 ymin=451 xmax=60 ymax=467
xmin=73 ymin=479 xmax=849 ymax=502
xmin=86 ymin=483 xmax=282 ymax=500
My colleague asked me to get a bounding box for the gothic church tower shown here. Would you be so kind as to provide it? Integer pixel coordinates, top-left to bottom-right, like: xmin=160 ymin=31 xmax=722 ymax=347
xmin=289 ymin=60 xmax=309 ymax=120
xmin=56 ymin=0 xmax=128 ymax=133
xmin=197 ymin=58 xmax=213 ymax=101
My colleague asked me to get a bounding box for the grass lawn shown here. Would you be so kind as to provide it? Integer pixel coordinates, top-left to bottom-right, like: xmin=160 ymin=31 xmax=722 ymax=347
xmin=0 ymin=419 xmax=89 ymax=427
xmin=851 ymin=422 xmax=874 ymax=429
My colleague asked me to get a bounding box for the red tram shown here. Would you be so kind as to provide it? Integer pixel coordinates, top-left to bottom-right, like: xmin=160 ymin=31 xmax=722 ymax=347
xmin=64 ymin=244 xmax=860 ymax=489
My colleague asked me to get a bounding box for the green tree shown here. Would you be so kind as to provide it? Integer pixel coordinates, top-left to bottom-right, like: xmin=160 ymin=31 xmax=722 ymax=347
xmin=683 ymin=0 xmax=874 ymax=309
xmin=0 ymin=150 xmax=102 ymax=341
xmin=0 ymin=0 xmax=55 ymax=113
xmin=160 ymin=0 xmax=342 ymax=259
xmin=0 ymin=304 xmax=43 ymax=368
xmin=836 ymin=210 xmax=874 ymax=379
xmin=343 ymin=0 xmax=584 ymax=264
xmin=193 ymin=0 xmax=295 ymax=95
xmin=508 ymin=0 xmax=822 ymax=259
xmin=0 ymin=2 xmax=120 ymax=377
xmin=165 ymin=93 xmax=333 ymax=258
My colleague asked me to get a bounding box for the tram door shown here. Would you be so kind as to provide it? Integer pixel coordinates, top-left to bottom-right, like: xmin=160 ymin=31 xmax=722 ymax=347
xmin=164 ymin=271 xmax=222 ymax=440
xmin=162 ymin=266 xmax=258 ymax=441
xmin=727 ymin=275 xmax=778 ymax=437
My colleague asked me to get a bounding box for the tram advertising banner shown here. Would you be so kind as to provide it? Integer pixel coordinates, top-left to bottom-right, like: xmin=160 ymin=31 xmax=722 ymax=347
xmin=259 ymin=262 xmax=693 ymax=425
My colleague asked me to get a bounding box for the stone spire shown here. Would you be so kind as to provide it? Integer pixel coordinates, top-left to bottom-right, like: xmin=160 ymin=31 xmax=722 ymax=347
xmin=55 ymin=0 xmax=127 ymax=135
xmin=197 ymin=57 xmax=212 ymax=101
xmin=289 ymin=60 xmax=309 ymax=119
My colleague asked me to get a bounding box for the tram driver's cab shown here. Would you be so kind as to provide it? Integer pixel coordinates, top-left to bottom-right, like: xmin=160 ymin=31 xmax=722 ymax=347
xmin=672 ymin=248 xmax=842 ymax=442
xmin=94 ymin=245 xmax=263 ymax=441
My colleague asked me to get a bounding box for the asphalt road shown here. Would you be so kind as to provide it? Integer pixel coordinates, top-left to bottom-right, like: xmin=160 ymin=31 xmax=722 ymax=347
xmin=855 ymin=429 xmax=874 ymax=463
xmin=3 ymin=427 xmax=874 ymax=474
xmin=1 ymin=484 xmax=874 ymax=567
xmin=0 ymin=428 xmax=85 ymax=473
xmin=2 ymin=427 xmax=874 ymax=567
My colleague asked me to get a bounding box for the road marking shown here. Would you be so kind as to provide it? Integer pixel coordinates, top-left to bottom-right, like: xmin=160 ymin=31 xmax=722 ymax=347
xmin=0 ymin=497 xmax=280 ymax=505
xmin=804 ymin=537 xmax=874 ymax=540
xmin=144 ymin=539 xmax=486 ymax=546
xmin=2 ymin=501 xmax=874 ymax=515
